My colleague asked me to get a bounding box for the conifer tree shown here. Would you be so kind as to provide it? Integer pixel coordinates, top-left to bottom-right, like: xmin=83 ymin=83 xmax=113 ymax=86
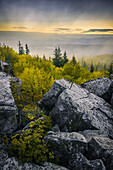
xmin=90 ymin=63 xmax=94 ymax=73
xmin=109 ymin=62 xmax=113 ymax=74
xmin=25 ymin=44 xmax=30 ymax=55
xmin=72 ymin=55 xmax=77 ymax=65
xmin=18 ymin=41 xmax=24 ymax=55
xmin=103 ymin=64 xmax=107 ymax=71
xmin=52 ymin=46 xmax=62 ymax=67
xmin=63 ymin=51 xmax=68 ymax=65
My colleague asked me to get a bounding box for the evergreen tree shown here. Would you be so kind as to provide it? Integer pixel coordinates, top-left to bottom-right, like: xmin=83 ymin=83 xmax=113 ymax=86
xmin=109 ymin=62 xmax=113 ymax=74
xmin=43 ymin=55 xmax=46 ymax=61
xmin=62 ymin=51 xmax=68 ymax=65
xmin=25 ymin=44 xmax=30 ymax=55
xmin=103 ymin=63 xmax=107 ymax=71
xmin=83 ymin=61 xmax=87 ymax=68
xmin=72 ymin=55 xmax=77 ymax=65
xmin=52 ymin=46 xmax=62 ymax=67
xmin=18 ymin=41 xmax=24 ymax=55
xmin=90 ymin=63 xmax=94 ymax=73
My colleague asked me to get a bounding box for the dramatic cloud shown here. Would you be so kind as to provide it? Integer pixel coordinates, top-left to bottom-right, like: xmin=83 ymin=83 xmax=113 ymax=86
xmin=84 ymin=29 xmax=113 ymax=33
xmin=0 ymin=0 xmax=113 ymax=34
xmin=0 ymin=0 xmax=113 ymax=23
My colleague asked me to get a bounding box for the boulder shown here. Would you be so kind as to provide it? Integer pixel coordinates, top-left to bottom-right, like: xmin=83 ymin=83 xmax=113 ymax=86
xmin=81 ymin=78 xmax=111 ymax=103
xmin=0 ymin=72 xmax=18 ymax=135
xmin=69 ymin=153 xmax=105 ymax=170
xmin=40 ymin=79 xmax=113 ymax=169
xmin=88 ymin=136 xmax=113 ymax=170
xmin=45 ymin=132 xmax=106 ymax=170
xmin=82 ymin=78 xmax=113 ymax=108
xmin=38 ymin=79 xmax=72 ymax=110
xmin=45 ymin=132 xmax=88 ymax=168
xmin=49 ymin=82 xmax=113 ymax=133
xmin=79 ymin=130 xmax=109 ymax=142
xmin=1 ymin=156 xmax=68 ymax=170
xmin=0 ymin=60 xmax=13 ymax=75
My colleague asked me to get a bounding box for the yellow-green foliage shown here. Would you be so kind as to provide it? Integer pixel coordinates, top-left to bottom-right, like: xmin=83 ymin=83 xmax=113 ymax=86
xmin=22 ymin=105 xmax=41 ymax=121
xmin=0 ymin=46 xmax=19 ymax=65
xmin=62 ymin=62 xmax=108 ymax=84
xmin=20 ymin=105 xmax=43 ymax=127
xmin=19 ymin=67 xmax=53 ymax=102
xmin=10 ymin=115 xmax=54 ymax=164
xmin=1 ymin=46 xmax=109 ymax=108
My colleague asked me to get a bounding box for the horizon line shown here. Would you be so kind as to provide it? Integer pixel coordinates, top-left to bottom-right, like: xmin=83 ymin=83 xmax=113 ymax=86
xmin=0 ymin=31 xmax=113 ymax=35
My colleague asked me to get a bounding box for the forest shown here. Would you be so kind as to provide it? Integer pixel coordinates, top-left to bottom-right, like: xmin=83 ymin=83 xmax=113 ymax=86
xmin=0 ymin=43 xmax=113 ymax=164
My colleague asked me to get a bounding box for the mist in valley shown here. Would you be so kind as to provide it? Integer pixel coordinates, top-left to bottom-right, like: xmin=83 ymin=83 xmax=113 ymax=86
xmin=0 ymin=31 xmax=113 ymax=59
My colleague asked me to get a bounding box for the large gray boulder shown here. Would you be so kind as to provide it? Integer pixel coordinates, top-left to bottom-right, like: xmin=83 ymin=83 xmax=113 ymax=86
xmin=82 ymin=78 xmax=113 ymax=108
xmin=48 ymin=82 xmax=113 ymax=134
xmin=0 ymin=153 xmax=68 ymax=170
xmin=40 ymin=79 xmax=113 ymax=169
xmin=38 ymin=79 xmax=72 ymax=110
xmin=81 ymin=78 xmax=111 ymax=102
xmin=45 ymin=132 xmax=105 ymax=170
xmin=88 ymin=136 xmax=113 ymax=170
xmin=0 ymin=72 xmax=18 ymax=135
xmin=69 ymin=153 xmax=106 ymax=170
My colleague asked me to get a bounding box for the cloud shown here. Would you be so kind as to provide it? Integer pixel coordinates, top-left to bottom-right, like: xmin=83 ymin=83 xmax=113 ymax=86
xmin=13 ymin=27 xmax=27 ymax=29
xmin=55 ymin=28 xmax=71 ymax=31
xmin=0 ymin=0 xmax=113 ymax=25
xmin=84 ymin=29 xmax=113 ymax=33
xmin=74 ymin=28 xmax=83 ymax=32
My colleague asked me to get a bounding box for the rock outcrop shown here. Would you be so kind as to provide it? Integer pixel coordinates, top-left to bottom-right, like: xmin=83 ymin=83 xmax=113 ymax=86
xmin=40 ymin=79 xmax=113 ymax=170
xmin=45 ymin=132 xmax=106 ymax=170
xmin=1 ymin=75 xmax=113 ymax=170
xmin=88 ymin=136 xmax=113 ymax=170
xmin=82 ymin=78 xmax=113 ymax=108
xmin=38 ymin=79 xmax=72 ymax=110
xmin=40 ymin=79 xmax=113 ymax=134
xmin=0 ymin=72 xmax=18 ymax=135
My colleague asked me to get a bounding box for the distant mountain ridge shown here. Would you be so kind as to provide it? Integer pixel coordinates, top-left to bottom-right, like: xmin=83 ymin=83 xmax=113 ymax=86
xmin=78 ymin=54 xmax=113 ymax=65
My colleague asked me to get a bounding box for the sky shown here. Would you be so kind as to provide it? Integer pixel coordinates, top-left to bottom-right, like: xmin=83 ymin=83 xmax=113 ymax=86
xmin=0 ymin=0 xmax=113 ymax=34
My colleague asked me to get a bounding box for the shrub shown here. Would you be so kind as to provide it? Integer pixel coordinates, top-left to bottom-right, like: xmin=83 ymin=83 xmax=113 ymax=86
xmin=9 ymin=115 xmax=54 ymax=164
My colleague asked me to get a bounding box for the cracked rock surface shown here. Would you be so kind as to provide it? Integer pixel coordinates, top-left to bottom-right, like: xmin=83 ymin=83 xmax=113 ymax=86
xmin=82 ymin=78 xmax=113 ymax=107
xmin=41 ymin=79 xmax=113 ymax=169
xmin=0 ymin=72 xmax=18 ymax=135
xmin=41 ymin=79 xmax=113 ymax=134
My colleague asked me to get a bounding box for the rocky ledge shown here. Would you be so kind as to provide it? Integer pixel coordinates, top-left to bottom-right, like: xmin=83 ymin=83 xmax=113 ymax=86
xmin=39 ymin=78 xmax=113 ymax=170
xmin=0 ymin=75 xmax=113 ymax=170
xmin=0 ymin=72 xmax=20 ymax=135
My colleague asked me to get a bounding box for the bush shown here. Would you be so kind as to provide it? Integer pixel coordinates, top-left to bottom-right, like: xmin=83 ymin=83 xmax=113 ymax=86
xmin=9 ymin=115 xmax=54 ymax=164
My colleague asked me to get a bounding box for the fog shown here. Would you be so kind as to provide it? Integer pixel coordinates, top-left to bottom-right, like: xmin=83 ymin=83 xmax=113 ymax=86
xmin=0 ymin=31 xmax=113 ymax=59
